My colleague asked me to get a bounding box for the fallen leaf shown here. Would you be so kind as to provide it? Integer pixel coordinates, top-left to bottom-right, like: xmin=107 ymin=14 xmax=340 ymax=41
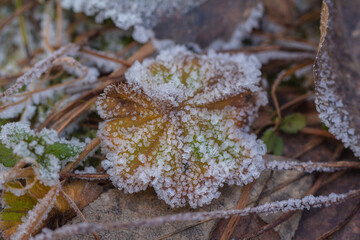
xmin=97 ymin=46 xmax=267 ymax=208
xmin=153 ymin=0 xmax=262 ymax=48
xmin=314 ymin=0 xmax=360 ymax=157
xmin=261 ymin=0 xmax=295 ymax=25
xmin=64 ymin=185 xmax=245 ymax=240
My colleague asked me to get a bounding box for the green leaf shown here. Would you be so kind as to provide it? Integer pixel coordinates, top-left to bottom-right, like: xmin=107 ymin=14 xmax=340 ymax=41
xmin=45 ymin=142 xmax=80 ymax=160
xmin=279 ymin=113 xmax=306 ymax=134
xmin=0 ymin=143 xmax=21 ymax=167
xmin=261 ymin=129 xmax=284 ymax=156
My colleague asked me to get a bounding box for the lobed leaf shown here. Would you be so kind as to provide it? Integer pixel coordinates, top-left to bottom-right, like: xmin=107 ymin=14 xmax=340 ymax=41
xmin=98 ymin=47 xmax=268 ymax=208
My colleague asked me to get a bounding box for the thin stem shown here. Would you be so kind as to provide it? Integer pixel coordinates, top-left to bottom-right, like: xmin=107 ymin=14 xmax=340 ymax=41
xmin=220 ymin=182 xmax=255 ymax=240
xmin=60 ymin=172 xmax=109 ymax=180
xmin=300 ymin=127 xmax=335 ymax=139
xmin=80 ymin=48 xmax=132 ymax=67
xmin=33 ymin=189 xmax=360 ymax=240
xmin=53 ymin=97 xmax=97 ymax=133
xmin=59 ymin=188 xmax=101 ymax=240
xmin=317 ymin=200 xmax=360 ymax=240
xmin=271 ymin=61 xmax=313 ymax=130
xmin=15 ymin=0 xmax=31 ymax=59
xmin=0 ymin=43 xmax=79 ymax=99
xmin=0 ymin=1 xmax=36 ymax=34
xmin=266 ymin=160 xmax=360 ymax=173
xmin=55 ymin=1 xmax=62 ymax=47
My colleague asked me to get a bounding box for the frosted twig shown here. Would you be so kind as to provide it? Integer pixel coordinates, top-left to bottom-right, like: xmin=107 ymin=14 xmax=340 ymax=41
xmin=12 ymin=184 xmax=60 ymax=240
xmin=266 ymin=160 xmax=360 ymax=173
xmin=0 ymin=43 xmax=79 ymax=99
xmin=33 ymin=189 xmax=360 ymax=240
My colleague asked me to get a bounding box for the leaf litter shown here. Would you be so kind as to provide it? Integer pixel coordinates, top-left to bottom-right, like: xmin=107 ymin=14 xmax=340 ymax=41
xmin=0 ymin=0 xmax=360 ymax=239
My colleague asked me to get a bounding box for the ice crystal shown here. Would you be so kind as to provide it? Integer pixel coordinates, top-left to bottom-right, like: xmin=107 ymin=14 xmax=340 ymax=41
xmin=60 ymin=0 xmax=207 ymax=43
xmin=97 ymin=46 xmax=267 ymax=208
xmin=33 ymin=189 xmax=358 ymax=239
xmin=0 ymin=44 xmax=99 ymax=123
xmin=315 ymin=52 xmax=360 ymax=157
xmin=0 ymin=123 xmax=85 ymax=186
xmin=10 ymin=184 xmax=60 ymax=240
xmin=266 ymin=160 xmax=336 ymax=173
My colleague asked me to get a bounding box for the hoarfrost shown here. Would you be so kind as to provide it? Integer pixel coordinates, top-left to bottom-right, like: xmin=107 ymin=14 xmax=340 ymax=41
xmin=266 ymin=160 xmax=337 ymax=173
xmin=74 ymin=166 xmax=97 ymax=174
xmin=97 ymin=46 xmax=268 ymax=208
xmin=12 ymin=184 xmax=60 ymax=240
xmin=60 ymin=0 xmax=207 ymax=43
xmin=33 ymin=189 xmax=358 ymax=240
xmin=0 ymin=48 xmax=99 ymax=121
xmin=254 ymin=51 xmax=315 ymax=65
xmin=0 ymin=123 xmax=85 ymax=185
xmin=314 ymin=0 xmax=360 ymax=157
xmin=1 ymin=43 xmax=79 ymax=98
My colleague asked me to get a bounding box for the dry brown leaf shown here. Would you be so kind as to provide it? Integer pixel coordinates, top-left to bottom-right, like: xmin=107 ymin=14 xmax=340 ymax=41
xmin=314 ymin=0 xmax=360 ymax=158
xmin=262 ymin=0 xmax=295 ymax=25
xmin=153 ymin=0 xmax=261 ymax=48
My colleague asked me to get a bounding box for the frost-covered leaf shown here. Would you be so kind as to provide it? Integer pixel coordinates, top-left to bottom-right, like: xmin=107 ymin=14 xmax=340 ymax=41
xmin=60 ymin=0 xmax=207 ymax=43
xmin=0 ymin=172 xmax=52 ymax=239
xmin=60 ymin=0 xmax=262 ymax=48
xmin=97 ymin=46 xmax=268 ymax=208
xmin=0 ymin=168 xmax=102 ymax=239
xmin=314 ymin=0 xmax=360 ymax=157
xmin=0 ymin=143 xmax=21 ymax=168
xmin=279 ymin=113 xmax=307 ymax=134
xmin=153 ymin=0 xmax=263 ymax=49
xmin=45 ymin=142 xmax=81 ymax=161
xmin=0 ymin=123 xmax=85 ymax=185
xmin=261 ymin=129 xmax=283 ymax=156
